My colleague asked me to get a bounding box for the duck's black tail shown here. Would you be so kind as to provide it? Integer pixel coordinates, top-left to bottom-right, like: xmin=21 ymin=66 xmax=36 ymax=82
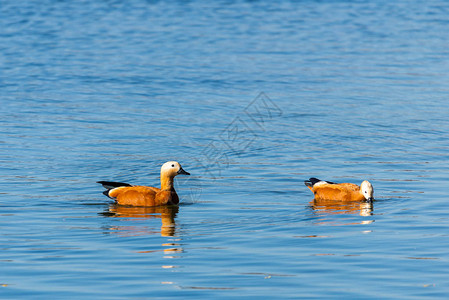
xmin=97 ymin=181 xmax=132 ymax=198
xmin=304 ymin=177 xmax=337 ymax=188
xmin=304 ymin=177 xmax=321 ymax=188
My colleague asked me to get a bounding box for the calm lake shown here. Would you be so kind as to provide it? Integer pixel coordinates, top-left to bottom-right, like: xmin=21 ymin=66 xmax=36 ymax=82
xmin=2 ymin=0 xmax=449 ymax=298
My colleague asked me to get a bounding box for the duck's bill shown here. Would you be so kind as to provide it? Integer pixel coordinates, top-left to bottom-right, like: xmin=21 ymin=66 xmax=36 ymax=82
xmin=177 ymin=168 xmax=190 ymax=175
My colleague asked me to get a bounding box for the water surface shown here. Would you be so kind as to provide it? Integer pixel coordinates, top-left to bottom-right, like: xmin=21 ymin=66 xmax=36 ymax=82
xmin=1 ymin=1 xmax=449 ymax=298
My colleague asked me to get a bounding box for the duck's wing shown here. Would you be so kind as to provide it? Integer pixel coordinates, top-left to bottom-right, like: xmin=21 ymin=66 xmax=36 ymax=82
xmin=109 ymin=186 xmax=162 ymax=206
xmin=313 ymin=182 xmax=360 ymax=201
xmin=337 ymin=182 xmax=360 ymax=191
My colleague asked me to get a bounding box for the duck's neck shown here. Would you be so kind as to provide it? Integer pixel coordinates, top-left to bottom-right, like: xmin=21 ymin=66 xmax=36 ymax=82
xmin=161 ymin=174 xmax=175 ymax=191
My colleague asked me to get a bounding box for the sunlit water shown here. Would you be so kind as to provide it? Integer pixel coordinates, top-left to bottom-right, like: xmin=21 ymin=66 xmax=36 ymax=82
xmin=2 ymin=1 xmax=449 ymax=298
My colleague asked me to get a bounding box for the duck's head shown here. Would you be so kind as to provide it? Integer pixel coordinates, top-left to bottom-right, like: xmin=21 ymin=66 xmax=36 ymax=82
xmin=360 ymin=180 xmax=374 ymax=202
xmin=161 ymin=161 xmax=190 ymax=178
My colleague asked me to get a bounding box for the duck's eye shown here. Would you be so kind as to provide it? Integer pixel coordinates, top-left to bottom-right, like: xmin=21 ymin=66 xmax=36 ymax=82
xmin=171 ymin=164 xmax=175 ymax=167
xmin=365 ymin=191 xmax=367 ymax=193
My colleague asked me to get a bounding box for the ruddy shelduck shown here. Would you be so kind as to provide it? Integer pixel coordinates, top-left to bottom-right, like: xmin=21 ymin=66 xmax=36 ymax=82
xmin=98 ymin=161 xmax=190 ymax=207
xmin=305 ymin=177 xmax=374 ymax=202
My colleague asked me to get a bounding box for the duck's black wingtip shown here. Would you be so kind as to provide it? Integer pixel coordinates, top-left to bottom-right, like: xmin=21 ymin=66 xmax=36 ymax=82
xmin=97 ymin=181 xmax=132 ymax=189
xmin=304 ymin=177 xmax=336 ymax=187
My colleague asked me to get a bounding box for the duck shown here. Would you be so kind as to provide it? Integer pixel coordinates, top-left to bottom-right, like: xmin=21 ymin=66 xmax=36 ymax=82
xmin=98 ymin=161 xmax=190 ymax=207
xmin=304 ymin=177 xmax=374 ymax=202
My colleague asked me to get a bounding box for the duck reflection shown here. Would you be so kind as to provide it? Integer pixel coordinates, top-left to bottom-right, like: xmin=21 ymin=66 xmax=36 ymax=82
xmin=102 ymin=204 xmax=179 ymax=237
xmin=310 ymin=198 xmax=373 ymax=216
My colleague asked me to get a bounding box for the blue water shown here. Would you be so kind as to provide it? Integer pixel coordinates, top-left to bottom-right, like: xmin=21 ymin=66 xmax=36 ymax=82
xmin=2 ymin=0 xmax=449 ymax=298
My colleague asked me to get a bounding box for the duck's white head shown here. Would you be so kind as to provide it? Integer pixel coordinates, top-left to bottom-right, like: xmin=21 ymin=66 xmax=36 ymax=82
xmin=360 ymin=180 xmax=374 ymax=201
xmin=161 ymin=161 xmax=190 ymax=178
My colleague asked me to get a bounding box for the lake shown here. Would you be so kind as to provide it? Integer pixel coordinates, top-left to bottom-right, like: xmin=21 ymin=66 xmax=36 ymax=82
xmin=1 ymin=0 xmax=449 ymax=298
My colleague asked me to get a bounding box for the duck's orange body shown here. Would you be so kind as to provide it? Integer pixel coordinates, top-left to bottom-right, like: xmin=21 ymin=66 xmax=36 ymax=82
xmin=109 ymin=186 xmax=179 ymax=206
xmin=305 ymin=178 xmax=374 ymax=202
xmin=98 ymin=161 xmax=189 ymax=207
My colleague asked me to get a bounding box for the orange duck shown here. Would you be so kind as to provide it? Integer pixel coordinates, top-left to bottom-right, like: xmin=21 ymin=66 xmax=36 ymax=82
xmin=98 ymin=161 xmax=190 ymax=207
xmin=305 ymin=177 xmax=374 ymax=202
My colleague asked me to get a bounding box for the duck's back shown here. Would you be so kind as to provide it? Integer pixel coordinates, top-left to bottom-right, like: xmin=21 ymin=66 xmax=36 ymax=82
xmin=313 ymin=182 xmax=363 ymax=201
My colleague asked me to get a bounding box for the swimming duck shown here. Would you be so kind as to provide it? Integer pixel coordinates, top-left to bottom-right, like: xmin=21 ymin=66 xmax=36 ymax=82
xmin=305 ymin=177 xmax=374 ymax=202
xmin=98 ymin=161 xmax=190 ymax=207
